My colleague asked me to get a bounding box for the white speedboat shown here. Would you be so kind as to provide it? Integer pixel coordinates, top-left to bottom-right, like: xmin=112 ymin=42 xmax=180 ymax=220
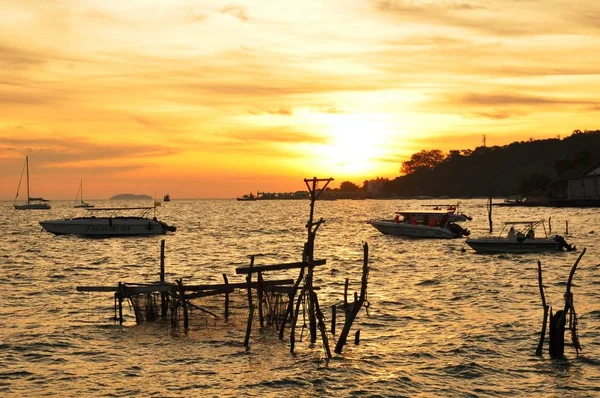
xmin=465 ymin=220 xmax=575 ymax=254
xmin=13 ymin=156 xmax=51 ymax=210
xmin=369 ymin=219 xmax=470 ymax=239
xmin=40 ymin=206 xmax=176 ymax=237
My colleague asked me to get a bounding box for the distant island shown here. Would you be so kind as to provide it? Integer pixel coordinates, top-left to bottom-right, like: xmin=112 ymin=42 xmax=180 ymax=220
xmin=110 ymin=193 xmax=152 ymax=200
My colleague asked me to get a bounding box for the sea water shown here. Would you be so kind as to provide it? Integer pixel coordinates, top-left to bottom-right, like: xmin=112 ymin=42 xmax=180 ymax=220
xmin=1 ymin=199 xmax=599 ymax=397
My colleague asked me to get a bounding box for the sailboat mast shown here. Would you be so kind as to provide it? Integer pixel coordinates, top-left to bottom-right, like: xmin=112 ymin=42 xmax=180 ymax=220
xmin=26 ymin=156 xmax=30 ymax=205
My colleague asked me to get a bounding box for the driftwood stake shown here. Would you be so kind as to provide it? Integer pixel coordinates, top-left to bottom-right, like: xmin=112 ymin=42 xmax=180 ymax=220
xmin=243 ymin=256 xmax=254 ymax=348
xmin=331 ymin=305 xmax=337 ymax=334
xmin=160 ymin=240 xmax=167 ymax=317
xmin=176 ymin=279 xmax=188 ymax=330
xmin=223 ymin=273 xmax=229 ymax=320
xmin=536 ymin=260 xmax=549 ymax=356
xmin=547 ymin=248 xmax=586 ymax=358
xmin=335 ymin=242 xmax=369 ymax=354
xmin=487 ymin=196 xmax=493 ymax=233
xmin=313 ymin=291 xmax=332 ymax=359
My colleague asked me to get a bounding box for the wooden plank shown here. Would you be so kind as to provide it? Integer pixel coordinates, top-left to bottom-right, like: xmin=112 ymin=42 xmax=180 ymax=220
xmin=77 ymin=285 xmax=174 ymax=294
xmin=184 ymin=278 xmax=294 ymax=291
xmin=235 ymin=259 xmax=326 ymax=274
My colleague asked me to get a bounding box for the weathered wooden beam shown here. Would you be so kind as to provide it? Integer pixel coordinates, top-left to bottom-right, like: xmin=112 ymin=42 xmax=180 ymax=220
xmin=77 ymin=279 xmax=295 ymax=294
xmin=77 ymin=285 xmax=175 ymax=294
xmin=184 ymin=279 xmax=294 ymax=291
xmin=185 ymin=288 xmax=235 ymax=301
xmin=235 ymin=259 xmax=326 ymax=274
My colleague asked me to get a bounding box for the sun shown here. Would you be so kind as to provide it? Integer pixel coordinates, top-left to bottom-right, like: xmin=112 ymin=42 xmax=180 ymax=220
xmin=323 ymin=114 xmax=391 ymax=177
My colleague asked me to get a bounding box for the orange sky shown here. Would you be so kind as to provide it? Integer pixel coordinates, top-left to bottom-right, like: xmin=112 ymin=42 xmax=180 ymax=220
xmin=1 ymin=0 xmax=599 ymax=199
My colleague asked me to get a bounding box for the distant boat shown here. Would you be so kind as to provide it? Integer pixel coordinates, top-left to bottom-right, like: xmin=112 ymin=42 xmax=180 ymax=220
xmin=74 ymin=179 xmax=94 ymax=208
xmin=237 ymin=193 xmax=257 ymax=201
xmin=13 ymin=156 xmax=51 ymax=210
xmin=465 ymin=220 xmax=575 ymax=253
xmin=163 ymin=193 xmax=171 ymax=202
xmin=40 ymin=206 xmax=176 ymax=237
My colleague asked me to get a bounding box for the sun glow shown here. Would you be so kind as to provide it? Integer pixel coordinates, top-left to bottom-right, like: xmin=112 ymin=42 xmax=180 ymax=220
xmin=319 ymin=114 xmax=392 ymax=177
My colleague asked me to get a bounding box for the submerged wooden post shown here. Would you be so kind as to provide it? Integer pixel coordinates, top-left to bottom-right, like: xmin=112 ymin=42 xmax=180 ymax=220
xmin=117 ymin=282 xmax=125 ymax=325
xmin=160 ymin=240 xmax=167 ymax=318
xmin=331 ymin=305 xmax=337 ymax=334
xmin=566 ymin=220 xmax=569 ymax=235
xmin=335 ymin=242 xmax=369 ymax=354
xmin=223 ymin=273 xmax=229 ymax=320
xmin=312 ymin=291 xmax=332 ymax=359
xmin=487 ymin=196 xmax=493 ymax=233
xmin=257 ymin=271 xmax=265 ymax=328
xmin=176 ymin=279 xmax=188 ymax=330
xmin=243 ymin=256 xmax=254 ymax=348
xmin=548 ymin=249 xmax=585 ymax=358
xmin=354 ymin=330 xmax=361 ymax=345
xmin=548 ymin=217 xmax=552 ymax=234
xmin=536 ymin=260 xmax=549 ymax=356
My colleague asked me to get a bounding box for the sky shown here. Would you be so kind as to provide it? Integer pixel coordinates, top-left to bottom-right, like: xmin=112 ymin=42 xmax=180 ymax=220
xmin=1 ymin=0 xmax=599 ymax=199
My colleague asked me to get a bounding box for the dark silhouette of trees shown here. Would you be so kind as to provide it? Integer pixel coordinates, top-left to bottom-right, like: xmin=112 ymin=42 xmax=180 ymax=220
xmin=400 ymin=149 xmax=446 ymax=175
xmin=339 ymin=181 xmax=360 ymax=192
xmin=374 ymin=129 xmax=600 ymax=198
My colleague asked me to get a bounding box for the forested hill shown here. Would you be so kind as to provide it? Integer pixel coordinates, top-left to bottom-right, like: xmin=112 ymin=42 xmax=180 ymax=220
xmin=381 ymin=130 xmax=600 ymax=198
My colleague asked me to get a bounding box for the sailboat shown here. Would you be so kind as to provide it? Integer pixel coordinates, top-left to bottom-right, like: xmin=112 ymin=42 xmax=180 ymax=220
xmin=74 ymin=179 xmax=94 ymax=208
xmin=14 ymin=156 xmax=51 ymax=210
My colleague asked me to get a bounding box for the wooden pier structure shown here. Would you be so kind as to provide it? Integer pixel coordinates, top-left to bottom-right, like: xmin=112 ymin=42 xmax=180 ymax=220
xmin=77 ymin=177 xmax=370 ymax=358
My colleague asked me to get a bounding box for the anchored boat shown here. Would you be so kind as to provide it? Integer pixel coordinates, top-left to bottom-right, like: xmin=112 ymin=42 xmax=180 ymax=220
xmin=465 ymin=220 xmax=575 ymax=254
xmin=40 ymin=206 xmax=176 ymax=237
xmin=369 ymin=208 xmax=471 ymax=239
xmin=13 ymin=156 xmax=51 ymax=210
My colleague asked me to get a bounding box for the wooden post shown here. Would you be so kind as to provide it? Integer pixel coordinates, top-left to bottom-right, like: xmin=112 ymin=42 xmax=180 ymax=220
xmin=548 ymin=217 xmax=552 ymax=234
xmin=548 ymin=249 xmax=585 ymax=358
xmin=312 ymin=291 xmax=332 ymax=359
xmin=487 ymin=196 xmax=493 ymax=233
xmin=290 ymin=287 xmax=307 ymax=353
xmin=176 ymin=279 xmax=188 ymax=330
xmin=257 ymin=271 xmax=265 ymax=328
xmin=223 ymin=273 xmax=229 ymax=320
xmin=117 ymin=282 xmax=124 ymax=325
xmin=536 ymin=260 xmax=549 ymax=356
xmin=160 ymin=239 xmax=165 ymax=281
xmin=331 ymin=305 xmax=337 ymax=334
xmin=566 ymin=220 xmax=569 ymax=235
xmin=335 ymin=243 xmax=369 ymax=354
xmin=243 ymin=256 xmax=254 ymax=348
xmin=354 ymin=330 xmax=361 ymax=345
xmin=160 ymin=240 xmax=167 ymax=317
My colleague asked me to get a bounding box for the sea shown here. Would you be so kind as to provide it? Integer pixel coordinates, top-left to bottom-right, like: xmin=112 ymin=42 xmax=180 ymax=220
xmin=1 ymin=198 xmax=599 ymax=397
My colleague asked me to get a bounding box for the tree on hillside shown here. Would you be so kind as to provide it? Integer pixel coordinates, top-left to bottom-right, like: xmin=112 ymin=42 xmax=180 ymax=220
xmin=401 ymin=149 xmax=446 ymax=175
xmin=339 ymin=181 xmax=360 ymax=192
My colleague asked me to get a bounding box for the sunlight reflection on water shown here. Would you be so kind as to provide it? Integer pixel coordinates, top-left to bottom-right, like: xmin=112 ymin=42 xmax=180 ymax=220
xmin=0 ymin=198 xmax=599 ymax=396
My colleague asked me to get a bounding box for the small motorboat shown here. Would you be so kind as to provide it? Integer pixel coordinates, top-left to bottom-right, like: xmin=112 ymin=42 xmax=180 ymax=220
xmin=465 ymin=220 xmax=575 ymax=254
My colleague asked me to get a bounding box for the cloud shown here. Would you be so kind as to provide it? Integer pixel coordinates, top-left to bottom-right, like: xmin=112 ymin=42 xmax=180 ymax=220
xmin=221 ymin=5 xmax=249 ymax=21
